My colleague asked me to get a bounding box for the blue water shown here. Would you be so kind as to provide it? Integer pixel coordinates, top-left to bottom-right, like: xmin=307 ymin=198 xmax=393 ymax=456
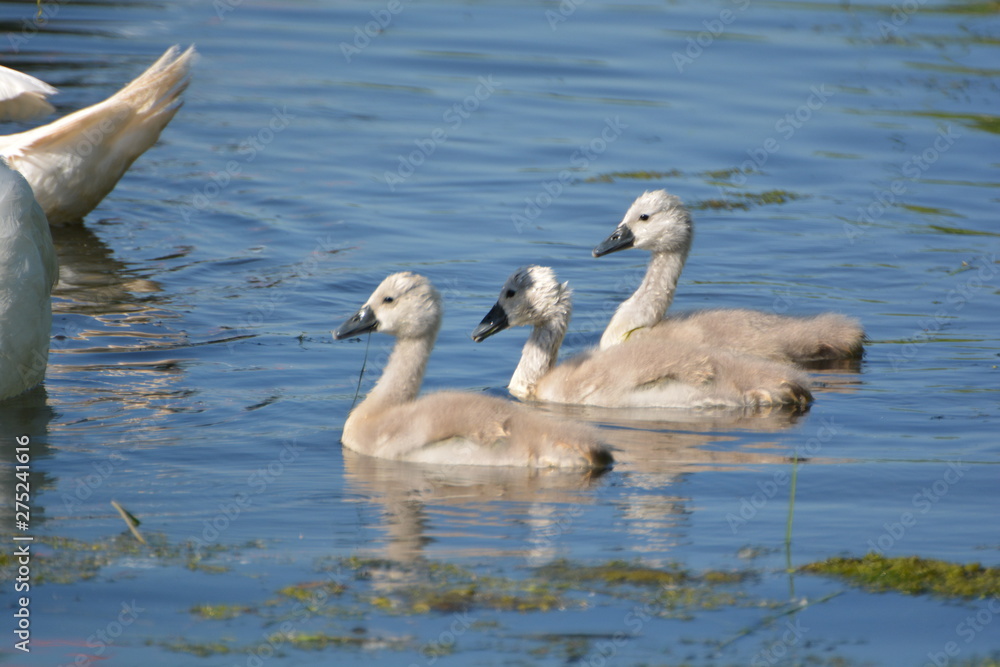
xmin=1 ymin=0 xmax=998 ymax=665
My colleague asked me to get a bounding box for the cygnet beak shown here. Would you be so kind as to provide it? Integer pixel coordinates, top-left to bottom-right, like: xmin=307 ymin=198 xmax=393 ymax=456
xmin=333 ymin=305 xmax=378 ymax=339
xmin=593 ymin=224 xmax=635 ymax=257
xmin=471 ymin=301 xmax=510 ymax=342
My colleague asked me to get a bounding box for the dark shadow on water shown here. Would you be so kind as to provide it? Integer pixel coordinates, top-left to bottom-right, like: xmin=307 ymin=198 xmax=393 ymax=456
xmin=799 ymin=356 xmax=863 ymax=373
xmin=0 ymin=385 xmax=57 ymax=530
xmin=0 ymin=384 xmax=55 ymax=439
xmin=50 ymin=220 xmax=166 ymax=316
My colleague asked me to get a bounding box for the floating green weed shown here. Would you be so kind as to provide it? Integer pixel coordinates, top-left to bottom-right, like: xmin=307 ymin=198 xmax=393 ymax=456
xmin=422 ymin=639 xmax=456 ymax=658
xmin=950 ymin=654 xmax=1000 ymax=667
xmin=272 ymin=558 xmax=573 ymax=616
xmin=277 ymin=580 xmax=347 ymax=602
xmin=535 ymin=559 xmax=754 ymax=618
xmin=703 ymin=167 xmax=745 ymax=180
xmin=538 ymin=558 xmax=752 ymax=589
xmin=694 ymin=190 xmax=803 ymax=211
xmin=273 ymin=631 xmax=386 ymax=651
xmin=190 ymin=603 xmax=255 ymax=620
xmin=24 ymin=533 xmax=265 ymax=584
xmin=954 ymin=653 xmax=1000 ymax=667
xmin=929 ymin=224 xmax=1000 ymax=237
xmin=150 ymin=555 xmax=780 ymax=659
xmin=538 ymin=558 xmax=688 ymax=586
xmin=392 ymin=579 xmax=569 ymax=614
xmin=800 ymin=554 xmax=1000 ymax=598
xmin=155 ymin=638 xmax=233 ymax=657
xmin=585 ymin=169 xmax=682 ymax=183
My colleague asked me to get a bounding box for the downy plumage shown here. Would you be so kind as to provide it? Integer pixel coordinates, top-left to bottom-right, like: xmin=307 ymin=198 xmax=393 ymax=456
xmin=334 ymin=272 xmax=613 ymax=469
xmin=473 ymin=265 xmax=812 ymax=408
xmin=594 ymin=190 xmax=864 ymax=363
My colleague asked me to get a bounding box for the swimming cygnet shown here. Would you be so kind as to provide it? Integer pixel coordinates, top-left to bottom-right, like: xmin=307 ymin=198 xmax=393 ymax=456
xmin=0 ymin=159 xmax=57 ymax=401
xmin=0 ymin=46 xmax=196 ymax=223
xmin=333 ymin=272 xmax=613 ymax=469
xmin=472 ymin=265 xmax=812 ymax=408
xmin=593 ymin=190 xmax=864 ymax=363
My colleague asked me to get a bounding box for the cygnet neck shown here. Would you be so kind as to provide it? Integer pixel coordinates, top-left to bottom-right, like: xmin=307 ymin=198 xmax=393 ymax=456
xmin=361 ymin=333 xmax=436 ymax=411
xmin=600 ymin=248 xmax=687 ymax=350
xmin=509 ymin=302 xmax=570 ymax=400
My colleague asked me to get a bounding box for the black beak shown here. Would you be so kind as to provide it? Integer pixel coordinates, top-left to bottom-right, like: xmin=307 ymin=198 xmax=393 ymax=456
xmin=333 ymin=305 xmax=378 ymax=339
xmin=471 ymin=301 xmax=510 ymax=343
xmin=593 ymin=224 xmax=636 ymax=257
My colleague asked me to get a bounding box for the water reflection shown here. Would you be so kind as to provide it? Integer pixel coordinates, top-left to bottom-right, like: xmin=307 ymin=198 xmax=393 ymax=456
xmin=43 ymin=222 xmax=194 ymax=416
xmin=50 ymin=222 xmax=165 ymax=316
xmin=6 ymin=235 xmax=203 ymax=563
xmin=0 ymin=386 xmax=56 ymax=530
xmin=340 ymin=417 xmax=800 ymax=571
xmin=342 ymin=450 xmax=604 ymax=564
xmin=532 ymin=400 xmax=809 ymax=435
xmin=0 ymin=39 xmax=198 ymax=430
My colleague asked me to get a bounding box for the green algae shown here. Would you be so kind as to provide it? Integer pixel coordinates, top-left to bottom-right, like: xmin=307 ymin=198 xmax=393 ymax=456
xmin=277 ymin=580 xmax=347 ymax=602
xmin=308 ymin=557 xmax=756 ymax=617
xmin=154 ymin=638 xmax=233 ymax=657
xmin=534 ymin=558 xmax=754 ymax=619
xmin=800 ymin=554 xmax=1000 ymax=598
xmin=703 ymin=167 xmax=746 ymax=180
xmin=324 ymin=558 xmax=575 ymax=615
xmin=190 ymin=603 xmax=255 ymax=620
xmin=432 ymin=584 xmax=563 ymax=613
xmin=538 ymin=558 xmax=689 ymax=586
xmin=421 ymin=639 xmax=457 ymax=658
xmin=537 ymin=558 xmax=752 ymax=589
xmin=694 ymin=190 xmax=803 ymax=211
xmin=26 ymin=533 xmax=255 ymax=584
xmin=380 ymin=577 xmax=570 ymax=615
xmin=272 ymin=631 xmax=392 ymax=651
xmin=585 ymin=169 xmax=683 ymax=183
xmin=928 ymin=224 xmax=1000 ymax=236
xmin=577 ymin=167 xmax=802 ymax=212
xmin=330 ymin=554 xmax=396 ymax=574
xmin=151 ymin=555 xmax=777 ymax=660
xmin=953 ymin=656 xmax=1000 ymax=667
xmin=156 ymin=629 xmax=407 ymax=658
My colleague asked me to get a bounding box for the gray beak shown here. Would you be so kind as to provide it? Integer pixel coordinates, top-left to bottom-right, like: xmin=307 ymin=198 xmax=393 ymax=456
xmin=333 ymin=305 xmax=377 ymax=339
xmin=593 ymin=224 xmax=636 ymax=257
xmin=471 ymin=301 xmax=510 ymax=343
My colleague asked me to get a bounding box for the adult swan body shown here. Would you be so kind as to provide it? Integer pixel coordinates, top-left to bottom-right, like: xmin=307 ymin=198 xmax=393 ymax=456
xmin=0 ymin=159 xmax=57 ymax=400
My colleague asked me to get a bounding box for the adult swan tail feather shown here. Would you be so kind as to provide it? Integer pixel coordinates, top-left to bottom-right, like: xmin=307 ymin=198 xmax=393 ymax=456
xmin=0 ymin=46 xmax=197 ymax=224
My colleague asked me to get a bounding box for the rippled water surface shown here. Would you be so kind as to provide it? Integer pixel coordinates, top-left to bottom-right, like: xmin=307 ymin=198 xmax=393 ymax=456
xmin=1 ymin=0 xmax=998 ymax=665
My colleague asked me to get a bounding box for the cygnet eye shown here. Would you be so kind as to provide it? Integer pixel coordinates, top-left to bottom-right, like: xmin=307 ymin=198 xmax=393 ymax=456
xmin=505 ymin=289 xmax=516 ymax=299
xmin=383 ymin=296 xmax=395 ymax=304
xmin=638 ymin=213 xmax=650 ymax=221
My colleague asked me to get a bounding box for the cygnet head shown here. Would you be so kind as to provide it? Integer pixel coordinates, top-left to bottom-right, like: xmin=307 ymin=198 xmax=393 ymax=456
xmin=334 ymin=272 xmax=442 ymax=341
xmin=472 ymin=265 xmax=570 ymax=342
xmin=593 ymin=189 xmax=692 ymax=257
